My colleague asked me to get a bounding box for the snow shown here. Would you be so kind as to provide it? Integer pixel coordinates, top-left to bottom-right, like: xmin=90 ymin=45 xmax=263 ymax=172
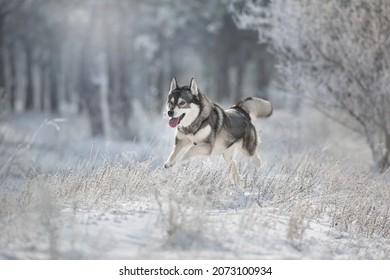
xmin=1 ymin=107 xmax=389 ymax=259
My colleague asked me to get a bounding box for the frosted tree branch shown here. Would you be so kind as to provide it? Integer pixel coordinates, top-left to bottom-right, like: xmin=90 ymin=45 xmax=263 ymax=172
xmin=234 ymin=0 xmax=390 ymax=171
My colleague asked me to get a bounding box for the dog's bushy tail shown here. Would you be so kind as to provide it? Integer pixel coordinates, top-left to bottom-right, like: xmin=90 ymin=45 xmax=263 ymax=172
xmin=237 ymin=97 xmax=273 ymax=119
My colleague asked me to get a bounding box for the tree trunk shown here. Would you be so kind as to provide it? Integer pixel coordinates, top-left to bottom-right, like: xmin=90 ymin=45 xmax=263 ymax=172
xmin=99 ymin=54 xmax=111 ymax=140
xmin=25 ymin=44 xmax=33 ymax=110
xmin=49 ymin=54 xmax=58 ymax=113
xmin=0 ymin=0 xmax=25 ymax=111
xmin=14 ymin=43 xmax=26 ymax=112
xmin=78 ymin=3 xmax=109 ymax=138
xmin=3 ymin=41 xmax=12 ymax=109
xmin=0 ymin=14 xmax=5 ymax=96
xmin=235 ymin=62 xmax=245 ymax=102
xmin=86 ymin=86 xmax=104 ymax=137
xmin=32 ymin=51 xmax=41 ymax=110
xmin=9 ymin=43 xmax=17 ymax=110
xmin=79 ymin=52 xmax=104 ymax=137
xmin=42 ymin=63 xmax=51 ymax=113
xmin=379 ymin=133 xmax=390 ymax=172
xmin=216 ymin=58 xmax=230 ymax=101
xmin=106 ymin=17 xmax=131 ymax=139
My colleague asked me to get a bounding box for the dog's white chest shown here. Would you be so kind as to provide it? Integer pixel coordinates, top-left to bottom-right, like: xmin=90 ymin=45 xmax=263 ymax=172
xmin=187 ymin=125 xmax=211 ymax=144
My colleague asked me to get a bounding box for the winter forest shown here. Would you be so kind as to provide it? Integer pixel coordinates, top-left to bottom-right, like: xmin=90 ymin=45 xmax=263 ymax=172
xmin=0 ymin=0 xmax=274 ymax=138
xmin=1 ymin=0 xmax=390 ymax=260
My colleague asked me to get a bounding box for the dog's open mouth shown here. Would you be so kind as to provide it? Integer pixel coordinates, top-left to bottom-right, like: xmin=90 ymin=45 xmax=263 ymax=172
xmin=169 ymin=113 xmax=185 ymax=128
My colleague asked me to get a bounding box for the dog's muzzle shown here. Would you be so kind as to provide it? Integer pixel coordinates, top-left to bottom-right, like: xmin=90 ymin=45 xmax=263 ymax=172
xmin=168 ymin=110 xmax=174 ymax=117
xmin=168 ymin=113 xmax=185 ymax=128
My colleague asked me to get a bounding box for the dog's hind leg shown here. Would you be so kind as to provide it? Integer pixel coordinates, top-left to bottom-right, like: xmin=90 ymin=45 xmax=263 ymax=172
xmin=251 ymin=152 xmax=262 ymax=168
xmin=223 ymin=146 xmax=240 ymax=185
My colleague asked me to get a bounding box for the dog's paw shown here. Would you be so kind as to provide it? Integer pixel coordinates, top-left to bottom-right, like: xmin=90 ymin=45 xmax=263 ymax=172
xmin=164 ymin=161 xmax=175 ymax=169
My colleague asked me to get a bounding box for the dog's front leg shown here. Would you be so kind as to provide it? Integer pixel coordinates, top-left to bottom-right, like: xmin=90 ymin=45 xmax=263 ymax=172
xmin=181 ymin=143 xmax=211 ymax=161
xmin=164 ymin=137 xmax=191 ymax=168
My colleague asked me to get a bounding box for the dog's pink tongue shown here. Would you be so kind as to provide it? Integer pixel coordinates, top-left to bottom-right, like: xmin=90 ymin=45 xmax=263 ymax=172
xmin=169 ymin=117 xmax=180 ymax=128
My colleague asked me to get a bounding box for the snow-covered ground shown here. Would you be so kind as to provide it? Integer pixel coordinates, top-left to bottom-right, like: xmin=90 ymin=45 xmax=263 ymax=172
xmin=1 ymin=106 xmax=389 ymax=259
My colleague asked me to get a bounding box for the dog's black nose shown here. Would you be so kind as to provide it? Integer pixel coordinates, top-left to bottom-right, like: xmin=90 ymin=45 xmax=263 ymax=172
xmin=168 ymin=110 xmax=174 ymax=117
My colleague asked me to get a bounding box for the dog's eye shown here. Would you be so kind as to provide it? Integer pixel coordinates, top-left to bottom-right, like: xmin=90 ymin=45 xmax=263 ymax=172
xmin=179 ymin=101 xmax=186 ymax=106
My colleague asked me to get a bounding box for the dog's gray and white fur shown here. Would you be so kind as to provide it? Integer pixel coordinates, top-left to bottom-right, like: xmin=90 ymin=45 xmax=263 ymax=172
xmin=164 ymin=77 xmax=272 ymax=183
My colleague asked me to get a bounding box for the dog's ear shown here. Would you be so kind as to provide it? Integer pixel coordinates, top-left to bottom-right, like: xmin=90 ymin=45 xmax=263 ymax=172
xmin=169 ymin=77 xmax=178 ymax=92
xmin=189 ymin=78 xmax=198 ymax=95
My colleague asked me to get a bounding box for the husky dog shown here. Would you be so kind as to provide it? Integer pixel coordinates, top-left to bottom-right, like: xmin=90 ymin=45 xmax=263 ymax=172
xmin=164 ymin=77 xmax=272 ymax=183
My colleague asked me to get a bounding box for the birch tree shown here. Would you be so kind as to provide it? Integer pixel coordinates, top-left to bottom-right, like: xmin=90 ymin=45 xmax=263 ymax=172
xmin=235 ymin=0 xmax=390 ymax=171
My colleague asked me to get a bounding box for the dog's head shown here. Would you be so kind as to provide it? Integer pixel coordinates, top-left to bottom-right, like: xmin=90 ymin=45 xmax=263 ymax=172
xmin=166 ymin=77 xmax=200 ymax=128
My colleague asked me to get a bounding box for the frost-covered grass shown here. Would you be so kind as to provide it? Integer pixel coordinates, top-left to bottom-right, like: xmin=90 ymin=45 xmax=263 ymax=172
xmin=1 ymin=108 xmax=390 ymax=259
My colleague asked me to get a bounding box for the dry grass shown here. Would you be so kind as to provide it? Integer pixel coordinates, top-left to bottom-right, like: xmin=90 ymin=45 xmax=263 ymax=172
xmin=2 ymin=148 xmax=389 ymax=259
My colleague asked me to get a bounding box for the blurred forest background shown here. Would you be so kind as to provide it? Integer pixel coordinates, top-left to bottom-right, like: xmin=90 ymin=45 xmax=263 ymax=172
xmin=1 ymin=0 xmax=389 ymax=171
xmin=0 ymin=0 xmax=275 ymax=140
